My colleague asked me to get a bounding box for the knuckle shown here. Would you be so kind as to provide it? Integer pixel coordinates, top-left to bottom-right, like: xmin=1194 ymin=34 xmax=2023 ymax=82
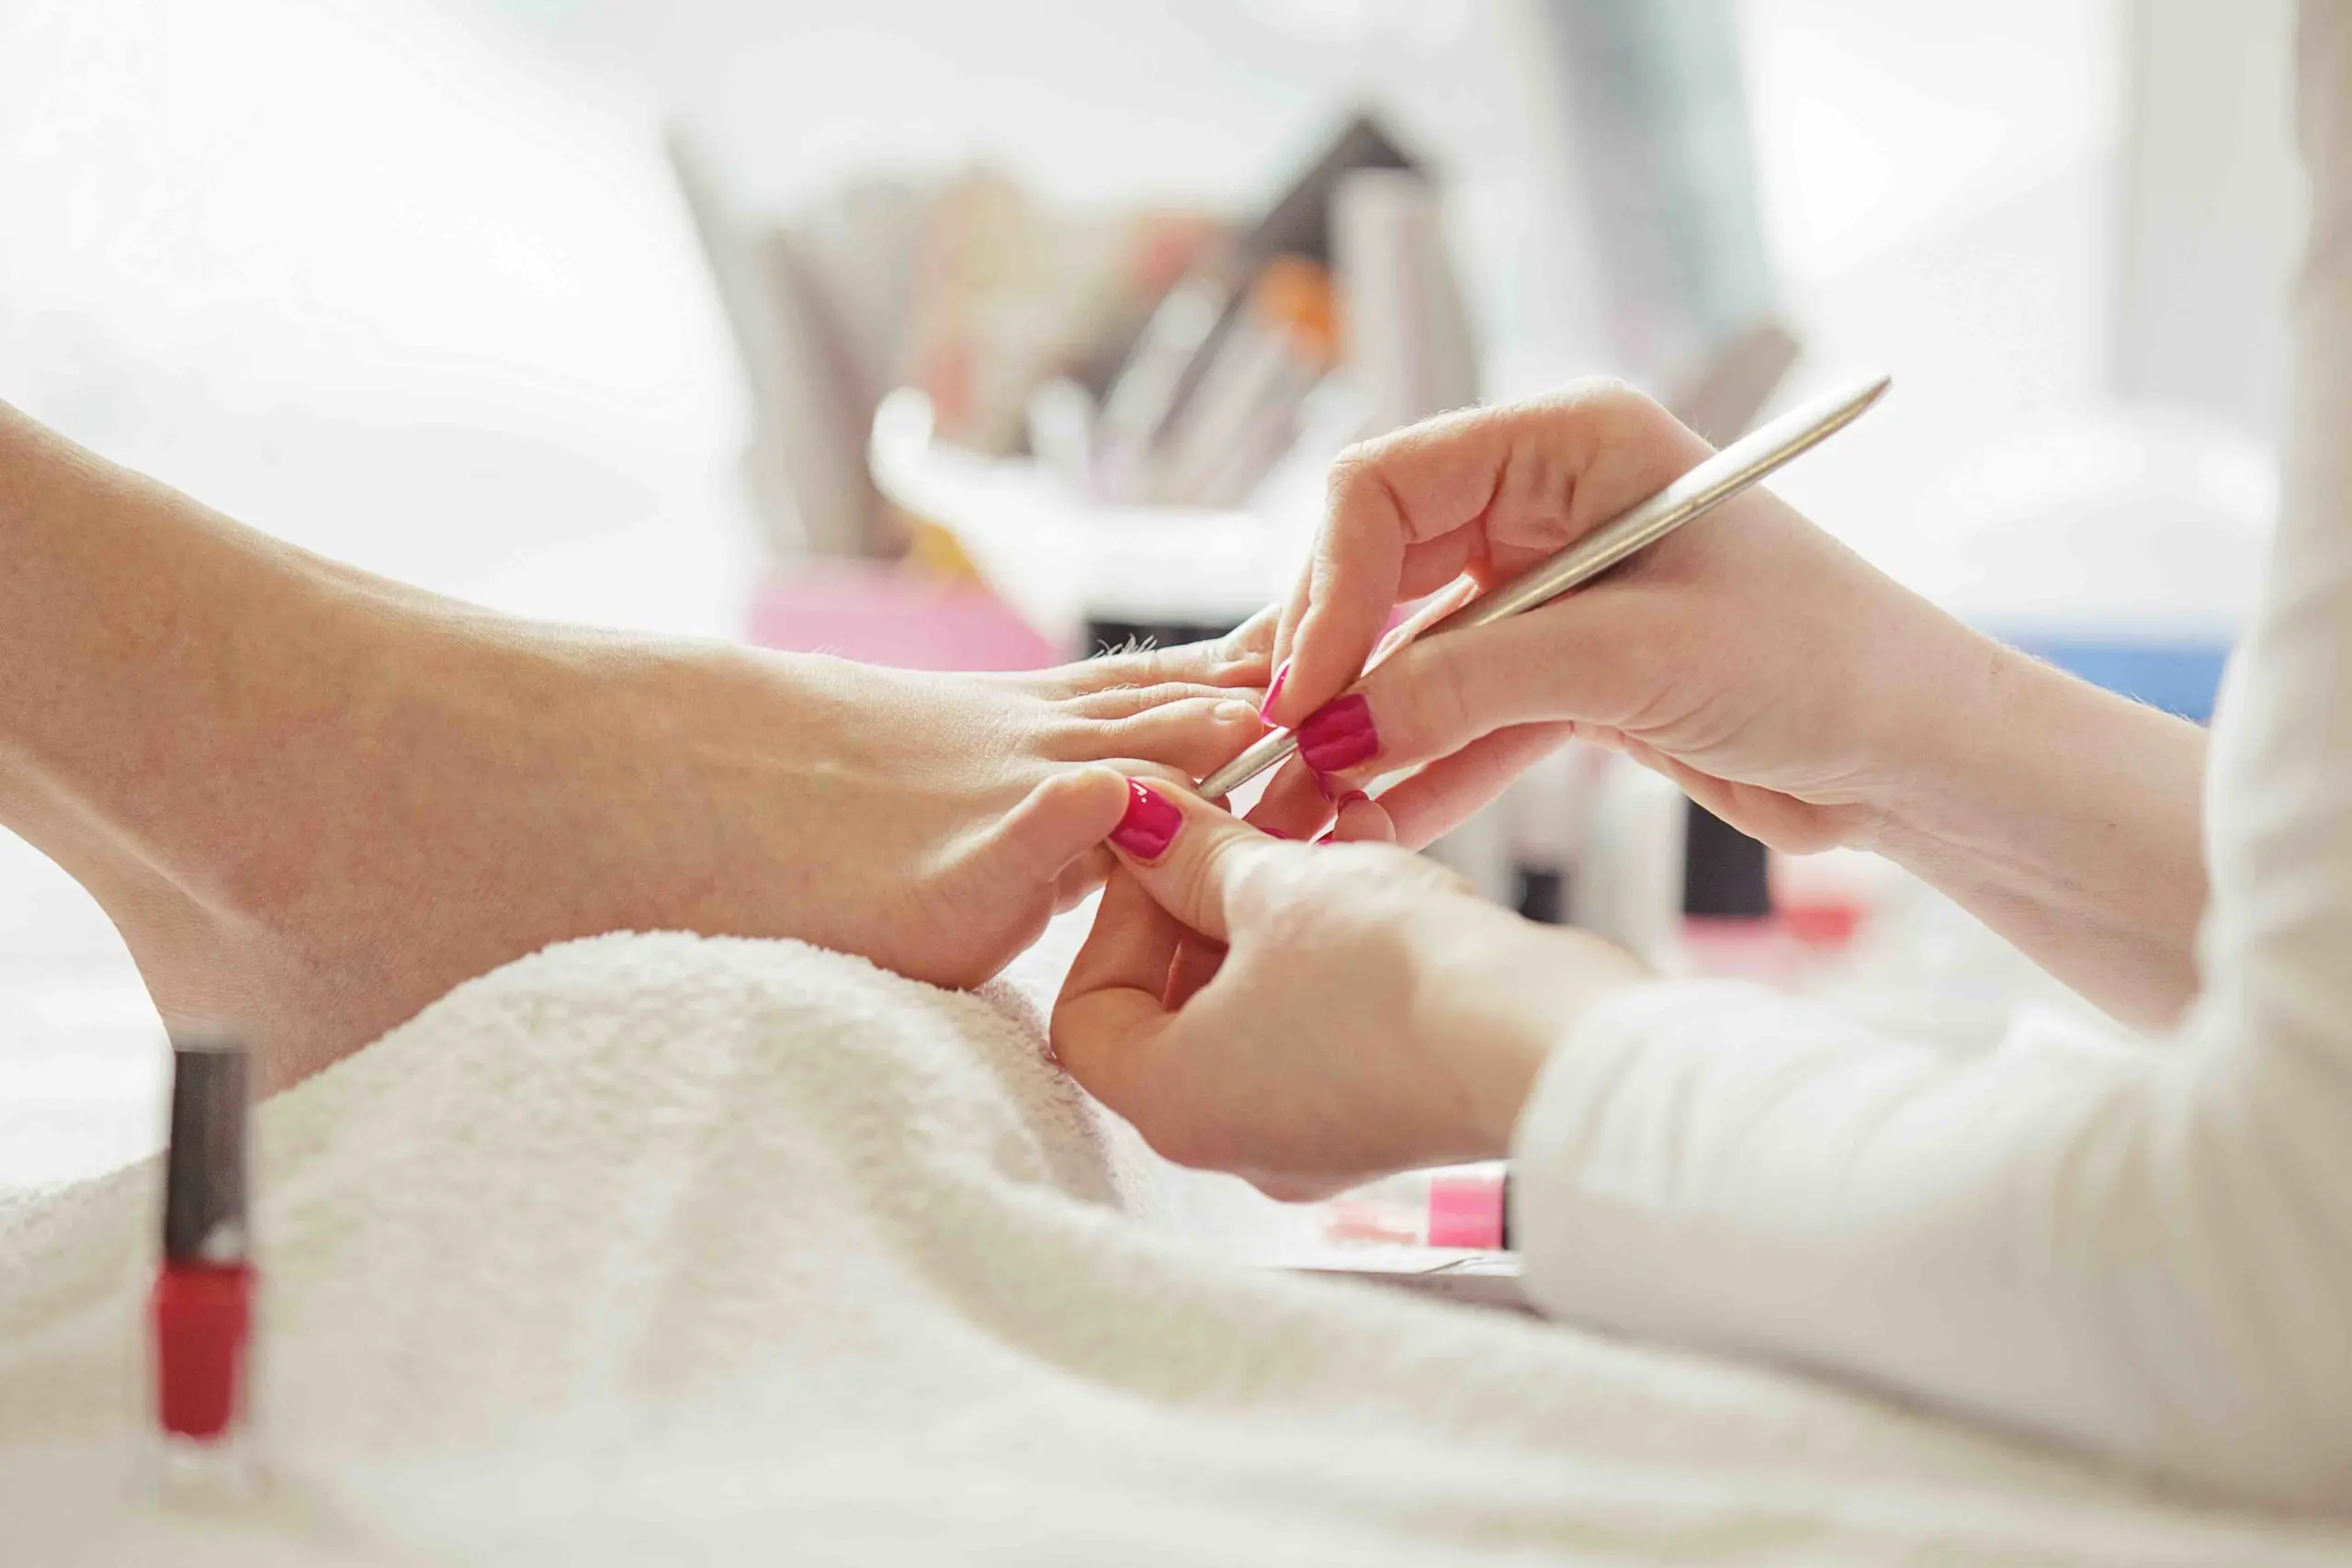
xmin=1389 ymin=646 xmax=1477 ymax=752
xmin=1581 ymin=377 xmax=1680 ymax=445
xmin=1520 ymin=376 xmax=1667 ymax=446
xmin=1323 ymin=447 xmax=1392 ymax=515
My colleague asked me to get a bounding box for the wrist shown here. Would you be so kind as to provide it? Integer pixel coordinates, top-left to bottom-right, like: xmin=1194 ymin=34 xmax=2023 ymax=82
xmin=1857 ymin=629 xmax=2082 ymax=862
xmin=1860 ymin=639 xmax=2210 ymax=1025
xmin=1829 ymin=601 xmax=2030 ymax=856
xmin=1422 ymin=910 xmax=1647 ymax=1157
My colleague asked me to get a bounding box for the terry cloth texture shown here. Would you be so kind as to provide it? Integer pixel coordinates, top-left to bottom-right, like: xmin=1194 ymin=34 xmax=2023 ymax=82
xmin=2 ymin=931 xmax=2345 ymax=1564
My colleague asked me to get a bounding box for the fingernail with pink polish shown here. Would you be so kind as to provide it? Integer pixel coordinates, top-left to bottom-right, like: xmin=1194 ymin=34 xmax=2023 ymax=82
xmin=1336 ymin=790 xmax=1370 ymax=810
xmin=1257 ymin=659 xmax=1291 ymax=724
xmin=1109 ymin=780 xmax=1182 ymax=861
xmin=1296 ymin=694 xmax=1378 ymax=773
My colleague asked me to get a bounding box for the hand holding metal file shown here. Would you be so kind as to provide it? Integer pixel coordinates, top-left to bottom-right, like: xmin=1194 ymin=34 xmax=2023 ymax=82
xmin=1194 ymin=374 xmax=1893 ymax=801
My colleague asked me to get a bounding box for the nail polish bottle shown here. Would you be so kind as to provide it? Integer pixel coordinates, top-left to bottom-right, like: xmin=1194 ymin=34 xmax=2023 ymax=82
xmin=152 ymin=1028 xmax=259 ymax=1496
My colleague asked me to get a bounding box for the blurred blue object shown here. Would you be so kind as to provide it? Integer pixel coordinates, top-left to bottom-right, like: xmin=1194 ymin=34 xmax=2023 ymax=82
xmin=1912 ymin=411 xmax=2275 ymax=728
xmin=2004 ymin=635 xmax=2232 ymax=724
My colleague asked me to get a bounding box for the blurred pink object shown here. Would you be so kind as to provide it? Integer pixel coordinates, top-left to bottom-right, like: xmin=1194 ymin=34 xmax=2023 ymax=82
xmin=1427 ymin=1173 xmax=1505 ymax=1250
xmin=1322 ymin=1168 xmax=1508 ymax=1250
xmin=748 ymin=561 xmax=1060 ymax=671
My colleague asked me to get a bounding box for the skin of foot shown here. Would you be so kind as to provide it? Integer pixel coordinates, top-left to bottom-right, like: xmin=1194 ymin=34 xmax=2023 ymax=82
xmin=0 ymin=401 xmax=1272 ymax=1091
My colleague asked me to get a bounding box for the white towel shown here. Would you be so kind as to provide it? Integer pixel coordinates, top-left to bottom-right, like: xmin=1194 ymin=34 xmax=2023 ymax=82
xmin=0 ymin=931 xmax=2342 ymax=1564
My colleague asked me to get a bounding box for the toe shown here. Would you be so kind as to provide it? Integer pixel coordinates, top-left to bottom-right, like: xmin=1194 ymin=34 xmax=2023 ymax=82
xmin=1062 ymin=680 xmax=1259 ymax=723
xmin=1084 ymin=698 xmax=1269 ymax=779
xmin=1074 ymin=619 xmax=1274 ymax=695
xmin=985 ymin=767 xmax=1134 ymax=883
xmin=961 ymin=761 xmax=1207 ymax=919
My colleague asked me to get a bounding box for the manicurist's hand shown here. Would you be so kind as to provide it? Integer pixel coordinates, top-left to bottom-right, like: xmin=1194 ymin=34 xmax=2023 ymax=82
xmin=1249 ymin=378 xmax=2210 ymax=1029
xmin=1251 ymin=379 xmax=1976 ymax=852
xmin=1051 ymin=781 xmax=1645 ymax=1199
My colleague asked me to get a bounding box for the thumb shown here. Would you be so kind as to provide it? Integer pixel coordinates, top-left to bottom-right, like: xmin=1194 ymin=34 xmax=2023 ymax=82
xmin=1102 ymin=778 xmax=1285 ymax=944
xmin=1300 ymin=584 xmax=1667 ymax=788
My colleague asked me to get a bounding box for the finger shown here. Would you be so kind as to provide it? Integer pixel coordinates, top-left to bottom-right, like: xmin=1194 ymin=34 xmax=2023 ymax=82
xmin=1100 ymin=780 xmax=1287 ymax=944
xmin=1365 ymin=575 xmax=1483 ymax=672
xmin=1396 ymin=534 xmax=1480 ymax=604
xmin=1053 ymin=845 xmax=1116 ymax=912
xmin=1164 ymin=933 xmax=1227 ymax=1008
xmin=1266 ymin=569 xmax=1317 ymax=713
xmin=1243 ymin=752 xmax=1338 ymax=842
xmin=1270 ymin=451 xmax=1412 ymax=728
xmin=1052 ymin=872 xmax=1183 ymax=1106
xmin=1363 ymin=723 xmax=1575 ymax=850
xmin=1063 ymin=865 xmax=1185 ymax=1005
xmin=1293 ymin=589 xmax=1667 ymax=791
xmin=1326 ymin=792 xmax=1396 ymax=844
xmin=1272 ymin=384 xmax=1711 ymax=730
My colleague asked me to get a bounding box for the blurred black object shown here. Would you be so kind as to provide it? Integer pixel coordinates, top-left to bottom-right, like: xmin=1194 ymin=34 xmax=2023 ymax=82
xmin=1515 ymin=866 xmax=1568 ymax=925
xmin=1094 ymin=114 xmax=1419 ymax=491
xmin=1681 ymin=799 xmax=1770 ymax=918
xmin=1083 ymin=615 xmax=1248 ymax=659
xmin=1238 ymin=114 xmax=1418 ymax=272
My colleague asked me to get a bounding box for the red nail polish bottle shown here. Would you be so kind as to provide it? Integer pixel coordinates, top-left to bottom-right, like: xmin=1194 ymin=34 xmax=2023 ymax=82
xmin=153 ymin=1029 xmax=257 ymax=1484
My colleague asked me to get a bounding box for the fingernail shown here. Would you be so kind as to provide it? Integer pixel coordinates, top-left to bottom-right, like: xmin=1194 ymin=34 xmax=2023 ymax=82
xmin=1109 ymin=780 xmax=1182 ymax=861
xmin=1316 ymin=830 xmax=1340 ymax=844
xmin=1296 ymin=694 xmax=1378 ymax=773
xmin=1336 ymin=790 xmax=1369 ymax=809
xmin=1263 ymin=829 xmax=1290 ymax=840
xmin=1257 ymin=659 xmax=1291 ymax=723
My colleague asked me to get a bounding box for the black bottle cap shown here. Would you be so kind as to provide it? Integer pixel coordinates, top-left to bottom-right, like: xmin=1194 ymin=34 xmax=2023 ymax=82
xmin=161 ymin=1029 xmax=250 ymax=1265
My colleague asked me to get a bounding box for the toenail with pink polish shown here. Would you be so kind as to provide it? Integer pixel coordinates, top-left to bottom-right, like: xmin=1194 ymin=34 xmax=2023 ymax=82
xmin=1216 ymin=700 xmax=1265 ymax=728
xmin=1257 ymin=659 xmax=1291 ymax=723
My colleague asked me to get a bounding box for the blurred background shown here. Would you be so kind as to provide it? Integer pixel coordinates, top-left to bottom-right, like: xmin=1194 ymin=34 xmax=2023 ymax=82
xmin=0 ymin=0 xmax=2302 ymax=1192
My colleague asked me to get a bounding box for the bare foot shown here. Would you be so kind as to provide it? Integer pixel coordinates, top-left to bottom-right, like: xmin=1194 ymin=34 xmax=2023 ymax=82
xmin=175 ymin=610 xmax=1273 ymax=1089
xmin=1 ymin=401 xmax=1273 ymax=1089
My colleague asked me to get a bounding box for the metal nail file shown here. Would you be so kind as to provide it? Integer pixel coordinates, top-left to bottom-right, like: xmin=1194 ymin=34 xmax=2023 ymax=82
xmin=1196 ymin=374 xmax=1893 ymax=801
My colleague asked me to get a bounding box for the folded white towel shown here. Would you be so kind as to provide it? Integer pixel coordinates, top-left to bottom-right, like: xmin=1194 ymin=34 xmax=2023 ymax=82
xmin=0 ymin=931 xmax=2339 ymax=1564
